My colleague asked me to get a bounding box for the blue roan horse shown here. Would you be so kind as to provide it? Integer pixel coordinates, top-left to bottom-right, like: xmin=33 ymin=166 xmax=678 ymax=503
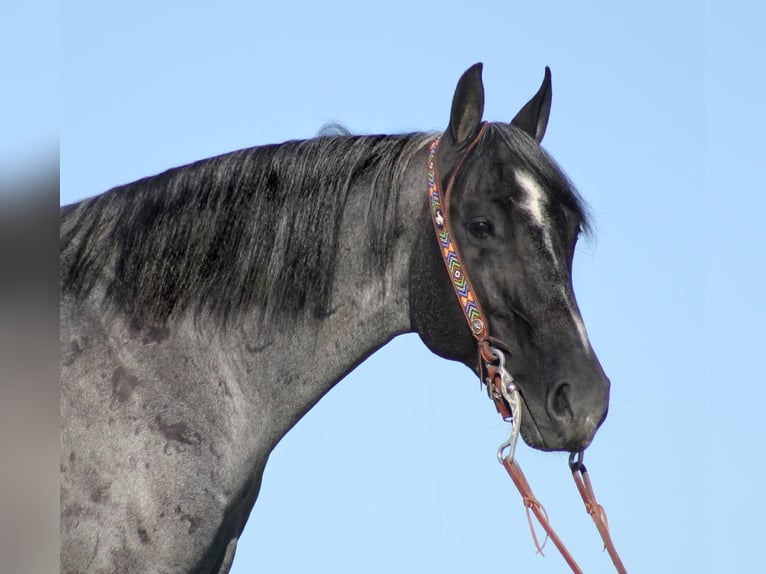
xmin=60 ymin=64 xmax=610 ymax=573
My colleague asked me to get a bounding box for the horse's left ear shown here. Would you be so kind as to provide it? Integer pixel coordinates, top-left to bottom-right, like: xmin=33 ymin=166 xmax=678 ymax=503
xmin=511 ymin=66 xmax=552 ymax=143
xmin=446 ymin=63 xmax=485 ymax=147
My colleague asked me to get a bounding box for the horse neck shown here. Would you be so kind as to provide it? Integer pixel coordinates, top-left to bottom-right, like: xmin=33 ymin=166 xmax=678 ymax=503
xmin=210 ymin=144 xmax=430 ymax=448
xmin=61 ymin=136 xmax=433 ymax=457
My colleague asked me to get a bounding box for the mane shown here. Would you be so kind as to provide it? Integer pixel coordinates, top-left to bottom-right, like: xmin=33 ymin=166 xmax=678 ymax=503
xmin=489 ymin=123 xmax=592 ymax=236
xmin=60 ymin=132 xmax=434 ymax=327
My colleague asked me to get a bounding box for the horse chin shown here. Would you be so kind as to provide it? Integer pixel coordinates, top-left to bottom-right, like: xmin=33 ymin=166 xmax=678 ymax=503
xmin=516 ymin=403 xmax=550 ymax=451
xmin=519 ymin=424 xmax=571 ymax=453
xmin=518 ymin=415 xmax=597 ymax=453
xmin=519 ymin=425 xmax=549 ymax=451
xmin=517 ymin=404 xmax=581 ymax=453
xmin=518 ymin=420 xmax=551 ymax=452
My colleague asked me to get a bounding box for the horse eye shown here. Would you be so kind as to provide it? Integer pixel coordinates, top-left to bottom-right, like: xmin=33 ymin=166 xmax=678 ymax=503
xmin=467 ymin=219 xmax=493 ymax=239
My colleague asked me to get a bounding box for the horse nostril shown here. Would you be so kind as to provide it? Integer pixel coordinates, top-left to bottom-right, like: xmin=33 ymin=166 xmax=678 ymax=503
xmin=548 ymin=382 xmax=573 ymax=421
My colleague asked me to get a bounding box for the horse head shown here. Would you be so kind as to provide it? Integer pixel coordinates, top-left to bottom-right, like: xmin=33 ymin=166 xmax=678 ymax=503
xmin=410 ymin=64 xmax=610 ymax=453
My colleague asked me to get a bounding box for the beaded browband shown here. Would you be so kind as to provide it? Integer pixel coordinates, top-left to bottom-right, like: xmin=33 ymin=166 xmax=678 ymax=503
xmin=426 ymin=124 xmax=490 ymax=345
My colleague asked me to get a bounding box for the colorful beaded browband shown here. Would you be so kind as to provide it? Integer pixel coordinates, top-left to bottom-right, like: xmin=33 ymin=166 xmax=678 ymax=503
xmin=426 ymin=133 xmax=489 ymax=340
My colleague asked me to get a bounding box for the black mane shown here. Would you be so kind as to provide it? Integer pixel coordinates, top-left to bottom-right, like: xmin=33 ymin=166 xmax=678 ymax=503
xmin=60 ymin=133 xmax=433 ymax=326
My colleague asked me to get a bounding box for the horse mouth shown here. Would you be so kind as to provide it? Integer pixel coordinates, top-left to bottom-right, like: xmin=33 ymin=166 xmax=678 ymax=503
xmin=516 ymin=400 xmax=599 ymax=453
xmin=515 ymin=393 xmax=580 ymax=453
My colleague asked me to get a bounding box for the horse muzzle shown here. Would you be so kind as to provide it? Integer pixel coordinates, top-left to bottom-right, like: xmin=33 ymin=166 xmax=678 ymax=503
xmin=520 ymin=375 xmax=610 ymax=452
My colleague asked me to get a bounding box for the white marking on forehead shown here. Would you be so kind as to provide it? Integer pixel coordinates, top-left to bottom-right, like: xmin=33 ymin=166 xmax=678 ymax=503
xmin=515 ymin=170 xmax=558 ymax=266
xmin=515 ymin=170 xmax=546 ymax=226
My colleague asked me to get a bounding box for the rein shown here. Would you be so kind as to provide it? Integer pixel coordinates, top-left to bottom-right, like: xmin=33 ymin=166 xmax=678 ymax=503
xmin=426 ymin=128 xmax=627 ymax=573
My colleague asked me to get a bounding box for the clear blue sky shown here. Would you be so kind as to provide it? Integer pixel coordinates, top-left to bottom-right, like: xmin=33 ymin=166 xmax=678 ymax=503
xmin=58 ymin=2 xmax=765 ymax=572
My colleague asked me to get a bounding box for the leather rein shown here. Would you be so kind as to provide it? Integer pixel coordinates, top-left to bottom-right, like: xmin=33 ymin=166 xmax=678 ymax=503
xmin=426 ymin=125 xmax=627 ymax=573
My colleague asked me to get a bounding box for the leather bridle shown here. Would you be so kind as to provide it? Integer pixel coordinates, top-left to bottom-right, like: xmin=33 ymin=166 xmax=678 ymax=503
xmin=426 ymin=126 xmax=627 ymax=573
xmin=426 ymin=124 xmax=523 ymax=420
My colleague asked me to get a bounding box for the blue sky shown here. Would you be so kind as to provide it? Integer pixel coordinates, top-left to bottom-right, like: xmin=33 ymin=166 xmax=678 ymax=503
xmin=57 ymin=2 xmax=765 ymax=572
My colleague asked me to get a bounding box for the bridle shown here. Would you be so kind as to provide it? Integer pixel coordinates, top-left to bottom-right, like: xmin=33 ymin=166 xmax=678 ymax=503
xmin=426 ymin=125 xmax=627 ymax=573
xmin=426 ymin=124 xmax=527 ymax=422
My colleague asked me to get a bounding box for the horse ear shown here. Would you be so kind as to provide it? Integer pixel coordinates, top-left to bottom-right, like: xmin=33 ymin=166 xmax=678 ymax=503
xmin=446 ymin=63 xmax=485 ymax=147
xmin=510 ymin=66 xmax=552 ymax=142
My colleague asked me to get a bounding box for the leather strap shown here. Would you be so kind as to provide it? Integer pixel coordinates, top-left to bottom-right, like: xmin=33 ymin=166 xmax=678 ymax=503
xmin=503 ymin=456 xmax=585 ymax=573
xmin=570 ymin=454 xmax=628 ymax=574
xmin=426 ymin=123 xmax=492 ymax=362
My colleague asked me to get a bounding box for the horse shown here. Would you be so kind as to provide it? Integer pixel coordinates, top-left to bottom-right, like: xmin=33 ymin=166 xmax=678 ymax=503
xmin=60 ymin=63 xmax=610 ymax=573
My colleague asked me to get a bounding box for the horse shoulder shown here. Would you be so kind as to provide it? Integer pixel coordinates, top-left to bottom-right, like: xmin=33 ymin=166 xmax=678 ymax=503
xmin=60 ymin=299 xmax=267 ymax=572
